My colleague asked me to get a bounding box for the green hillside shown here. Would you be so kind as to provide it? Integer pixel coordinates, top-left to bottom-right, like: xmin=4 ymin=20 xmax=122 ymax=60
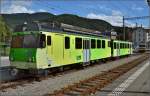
xmin=55 ymin=14 xmax=112 ymax=31
xmin=2 ymin=12 xmax=112 ymax=32
xmin=2 ymin=12 xmax=55 ymax=31
xmin=1 ymin=12 xmax=131 ymax=40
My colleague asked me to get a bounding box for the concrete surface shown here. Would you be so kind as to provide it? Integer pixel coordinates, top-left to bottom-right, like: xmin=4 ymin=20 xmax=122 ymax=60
xmin=96 ymin=59 xmax=150 ymax=96
xmin=0 ymin=56 xmax=10 ymax=67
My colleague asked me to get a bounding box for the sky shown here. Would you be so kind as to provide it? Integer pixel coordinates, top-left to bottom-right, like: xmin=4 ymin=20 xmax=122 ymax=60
xmin=0 ymin=0 xmax=149 ymax=27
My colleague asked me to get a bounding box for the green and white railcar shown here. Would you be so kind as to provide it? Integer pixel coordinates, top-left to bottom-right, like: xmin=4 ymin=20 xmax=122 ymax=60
xmin=111 ymin=40 xmax=132 ymax=57
xmin=9 ymin=23 xmax=132 ymax=75
xmin=10 ymin=31 xmax=112 ymax=75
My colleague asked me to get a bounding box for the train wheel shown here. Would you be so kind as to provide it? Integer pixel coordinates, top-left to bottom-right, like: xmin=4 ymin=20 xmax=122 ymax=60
xmin=10 ymin=68 xmax=19 ymax=76
xmin=44 ymin=70 xmax=49 ymax=77
xmin=59 ymin=67 xmax=64 ymax=72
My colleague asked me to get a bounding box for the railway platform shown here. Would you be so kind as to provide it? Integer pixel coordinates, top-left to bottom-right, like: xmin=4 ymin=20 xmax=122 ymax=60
xmin=97 ymin=59 xmax=150 ymax=96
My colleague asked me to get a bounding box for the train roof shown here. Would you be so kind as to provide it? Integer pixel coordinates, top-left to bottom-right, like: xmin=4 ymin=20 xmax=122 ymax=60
xmin=13 ymin=22 xmax=110 ymax=39
xmin=13 ymin=22 xmax=132 ymax=42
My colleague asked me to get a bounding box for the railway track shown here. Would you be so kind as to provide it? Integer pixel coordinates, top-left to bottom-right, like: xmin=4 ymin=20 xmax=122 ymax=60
xmin=0 ymin=56 xmax=117 ymax=91
xmin=0 ymin=68 xmax=78 ymax=91
xmin=46 ymin=54 xmax=149 ymax=96
xmin=0 ymin=54 xmax=147 ymax=92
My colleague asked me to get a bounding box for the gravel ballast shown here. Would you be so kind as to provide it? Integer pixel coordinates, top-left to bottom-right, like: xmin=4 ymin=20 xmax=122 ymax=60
xmin=0 ymin=55 xmax=143 ymax=96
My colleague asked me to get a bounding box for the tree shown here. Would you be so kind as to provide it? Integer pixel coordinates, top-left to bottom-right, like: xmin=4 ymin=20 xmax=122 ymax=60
xmin=0 ymin=15 xmax=11 ymax=42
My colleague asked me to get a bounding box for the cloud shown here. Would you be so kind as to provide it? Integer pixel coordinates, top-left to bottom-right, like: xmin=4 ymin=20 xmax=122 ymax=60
xmin=38 ymin=9 xmax=47 ymax=12
xmin=1 ymin=0 xmax=47 ymax=14
xmin=87 ymin=11 xmax=123 ymax=26
xmin=112 ymin=10 xmax=123 ymax=16
xmin=2 ymin=4 xmax=35 ymax=13
xmin=132 ymin=4 xmax=144 ymax=11
xmin=87 ymin=10 xmax=135 ymax=27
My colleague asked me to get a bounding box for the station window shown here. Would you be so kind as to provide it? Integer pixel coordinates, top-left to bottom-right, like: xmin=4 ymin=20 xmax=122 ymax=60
xmin=75 ymin=38 xmax=82 ymax=49
xmin=47 ymin=36 xmax=51 ymax=45
xmin=91 ymin=39 xmax=96 ymax=49
xmin=65 ymin=37 xmax=70 ymax=49
xmin=108 ymin=41 xmax=111 ymax=47
xmin=114 ymin=42 xmax=117 ymax=49
xmin=102 ymin=40 xmax=105 ymax=48
xmin=97 ymin=40 xmax=101 ymax=48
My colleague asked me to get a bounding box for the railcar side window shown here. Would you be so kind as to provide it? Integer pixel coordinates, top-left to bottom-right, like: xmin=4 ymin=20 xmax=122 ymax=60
xmin=114 ymin=42 xmax=116 ymax=49
xmin=120 ymin=43 xmax=122 ymax=49
xmin=117 ymin=43 xmax=119 ymax=49
xmin=102 ymin=40 xmax=105 ymax=48
xmin=108 ymin=41 xmax=111 ymax=47
xmin=75 ymin=38 xmax=82 ymax=49
xmin=91 ymin=39 xmax=96 ymax=49
xmin=123 ymin=43 xmax=125 ymax=48
xmin=47 ymin=36 xmax=51 ymax=45
xmin=97 ymin=40 xmax=101 ymax=48
xmin=65 ymin=37 xmax=70 ymax=49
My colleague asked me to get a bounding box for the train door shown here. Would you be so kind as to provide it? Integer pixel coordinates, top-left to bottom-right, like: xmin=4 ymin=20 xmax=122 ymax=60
xmin=52 ymin=34 xmax=64 ymax=66
xmin=130 ymin=43 xmax=132 ymax=54
xmin=64 ymin=36 xmax=71 ymax=64
xmin=117 ymin=43 xmax=120 ymax=56
xmin=83 ymin=38 xmax=90 ymax=63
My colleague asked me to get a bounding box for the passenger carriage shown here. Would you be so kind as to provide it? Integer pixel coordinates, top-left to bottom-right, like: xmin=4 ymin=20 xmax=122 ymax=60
xmin=9 ymin=22 xmax=133 ymax=75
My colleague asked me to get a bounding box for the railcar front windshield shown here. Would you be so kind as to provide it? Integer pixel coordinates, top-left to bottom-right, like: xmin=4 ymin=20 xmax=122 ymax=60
xmin=11 ymin=34 xmax=46 ymax=48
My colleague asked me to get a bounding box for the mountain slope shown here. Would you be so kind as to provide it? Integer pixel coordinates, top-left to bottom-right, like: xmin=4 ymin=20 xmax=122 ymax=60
xmin=2 ymin=12 xmax=112 ymax=32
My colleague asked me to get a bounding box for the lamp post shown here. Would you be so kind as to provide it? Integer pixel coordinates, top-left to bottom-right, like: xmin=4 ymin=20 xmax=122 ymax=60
xmin=123 ymin=16 xmax=125 ymax=41
xmin=147 ymin=0 xmax=150 ymax=28
xmin=146 ymin=0 xmax=150 ymax=93
xmin=147 ymin=0 xmax=150 ymax=49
